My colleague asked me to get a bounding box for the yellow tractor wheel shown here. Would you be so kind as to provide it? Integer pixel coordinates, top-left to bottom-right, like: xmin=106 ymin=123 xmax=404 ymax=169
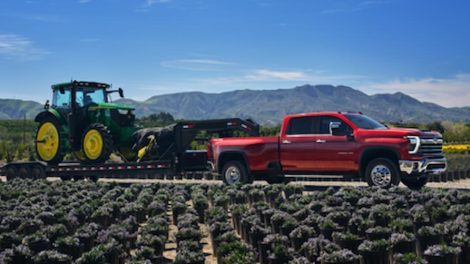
xmin=35 ymin=118 xmax=64 ymax=164
xmin=82 ymin=124 xmax=113 ymax=163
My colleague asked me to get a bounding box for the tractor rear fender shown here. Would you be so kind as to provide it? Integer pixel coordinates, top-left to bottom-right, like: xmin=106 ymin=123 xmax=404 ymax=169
xmin=34 ymin=109 xmax=66 ymax=125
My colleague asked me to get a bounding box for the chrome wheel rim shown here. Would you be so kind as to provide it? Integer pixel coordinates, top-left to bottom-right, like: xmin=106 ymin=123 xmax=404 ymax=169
xmin=371 ymin=165 xmax=392 ymax=187
xmin=225 ymin=166 xmax=241 ymax=185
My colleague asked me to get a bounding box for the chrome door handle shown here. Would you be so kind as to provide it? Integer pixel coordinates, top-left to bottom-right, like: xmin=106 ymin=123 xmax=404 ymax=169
xmin=282 ymin=140 xmax=291 ymax=144
xmin=316 ymin=139 xmax=326 ymax=143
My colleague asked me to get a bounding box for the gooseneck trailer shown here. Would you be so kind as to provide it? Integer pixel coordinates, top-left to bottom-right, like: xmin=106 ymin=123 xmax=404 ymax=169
xmin=1 ymin=118 xmax=260 ymax=181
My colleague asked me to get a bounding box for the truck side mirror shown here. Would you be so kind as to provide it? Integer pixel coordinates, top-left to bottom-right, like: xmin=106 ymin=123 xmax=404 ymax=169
xmin=330 ymin=121 xmax=351 ymax=137
xmin=118 ymin=88 xmax=124 ymax=98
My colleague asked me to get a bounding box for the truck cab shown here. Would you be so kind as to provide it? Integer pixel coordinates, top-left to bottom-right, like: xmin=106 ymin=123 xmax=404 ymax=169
xmin=208 ymin=112 xmax=446 ymax=189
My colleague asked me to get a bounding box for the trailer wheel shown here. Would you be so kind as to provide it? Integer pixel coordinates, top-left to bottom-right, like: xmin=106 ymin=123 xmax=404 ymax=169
xmin=31 ymin=165 xmax=46 ymax=179
xmin=365 ymin=158 xmax=400 ymax=188
xmin=222 ymin=160 xmax=252 ymax=185
xmin=6 ymin=166 xmax=17 ymax=181
xmin=18 ymin=167 xmax=31 ymax=179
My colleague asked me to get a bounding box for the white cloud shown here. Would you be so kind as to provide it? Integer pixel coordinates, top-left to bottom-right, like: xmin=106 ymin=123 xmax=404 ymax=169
xmin=146 ymin=0 xmax=172 ymax=6
xmin=136 ymin=0 xmax=172 ymax=11
xmin=362 ymin=74 xmax=470 ymax=107
xmin=0 ymin=34 xmax=48 ymax=61
xmin=247 ymin=69 xmax=306 ymax=81
xmin=194 ymin=69 xmax=366 ymax=87
xmin=322 ymin=0 xmax=391 ymax=14
xmin=160 ymin=59 xmax=234 ymax=71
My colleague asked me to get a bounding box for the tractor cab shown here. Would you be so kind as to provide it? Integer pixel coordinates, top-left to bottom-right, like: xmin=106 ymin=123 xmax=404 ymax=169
xmin=35 ymin=81 xmax=139 ymax=164
xmin=52 ymin=84 xmax=108 ymax=109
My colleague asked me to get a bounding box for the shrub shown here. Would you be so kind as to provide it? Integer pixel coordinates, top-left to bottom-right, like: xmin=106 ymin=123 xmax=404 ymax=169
xmin=318 ymin=249 xmax=360 ymax=264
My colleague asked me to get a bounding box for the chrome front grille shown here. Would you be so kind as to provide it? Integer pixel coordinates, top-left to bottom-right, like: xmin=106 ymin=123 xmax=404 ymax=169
xmin=419 ymin=138 xmax=444 ymax=156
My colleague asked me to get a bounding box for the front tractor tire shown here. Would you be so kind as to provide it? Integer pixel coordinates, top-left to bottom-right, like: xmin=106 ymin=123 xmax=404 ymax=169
xmin=81 ymin=124 xmax=113 ymax=164
xmin=365 ymin=158 xmax=400 ymax=188
xmin=221 ymin=160 xmax=253 ymax=185
xmin=35 ymin=117 xmax=64 ymax=165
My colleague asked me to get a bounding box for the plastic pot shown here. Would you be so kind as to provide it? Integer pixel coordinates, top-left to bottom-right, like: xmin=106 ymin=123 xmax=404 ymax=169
xmin=360 ymin=251 xmax=390 ymax=264
xmin=259 ymin=241 xmax=269 ymax=264
xmin=418 ymin=235 xmax=442 ymax=253
xmin=392 ymin=240 xmax=416 ymax=254
xmin=425 ymin=254 xmax=459 ymax=264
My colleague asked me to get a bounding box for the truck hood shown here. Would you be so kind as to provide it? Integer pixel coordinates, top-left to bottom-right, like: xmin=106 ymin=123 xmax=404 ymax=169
xmin=356 ymin=128 xmax=442 ymax=138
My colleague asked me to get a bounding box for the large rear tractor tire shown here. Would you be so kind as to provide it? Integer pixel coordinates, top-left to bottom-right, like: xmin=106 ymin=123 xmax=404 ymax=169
xmin=81 ymin=124 xmax=113 ymax=164
xmin=35 ymin=117 xmax=64 ymax=165
xmin=221 ymin=160 xmax=253 ymax=185
xmin=365 ymin=158 xmax=400 ymax=188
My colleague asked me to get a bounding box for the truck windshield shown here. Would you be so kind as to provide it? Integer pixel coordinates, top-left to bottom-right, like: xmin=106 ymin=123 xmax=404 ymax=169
xmin=344 ymin=114 xmax=387 ymax=130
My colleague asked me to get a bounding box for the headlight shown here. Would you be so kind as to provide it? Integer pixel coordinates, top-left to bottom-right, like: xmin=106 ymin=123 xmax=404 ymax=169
xmin=405 ymin=136 xmax=420 ymax=154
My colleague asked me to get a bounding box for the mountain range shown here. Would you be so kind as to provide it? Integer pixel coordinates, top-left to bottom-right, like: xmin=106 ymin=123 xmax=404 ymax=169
xmin=1 ymin=85 xmax=469 ymax=125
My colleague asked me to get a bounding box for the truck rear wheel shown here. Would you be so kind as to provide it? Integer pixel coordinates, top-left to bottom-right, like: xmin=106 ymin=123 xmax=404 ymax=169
xmin=82 ymin=124 xmax=113 ymax=164
xmin=221 ymin=160 xmax=253 ymax=185
xmin=365 ymin=158 xmax=400 ymax=188
xmin=401 ymin=177 xmax=428 ymax=190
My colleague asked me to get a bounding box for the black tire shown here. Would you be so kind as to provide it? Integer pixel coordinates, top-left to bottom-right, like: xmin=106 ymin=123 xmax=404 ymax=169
xmin=87 ymin=176 xmax=98 ymax=183
xmin=6 ymin=166 xmax=17 ymax=181
xmin=31 ymin=165 xmax=46 ymax=180
xmin=266 ymin=176 xmax=286 ymax=184
xmin=81 ymin=124 xmax=113 ymax=164
xmin=60 ymin=176 xmax=70 ymax=181
xmin=35 ymin=117 xmax=64 ymax=165
xmin=221 ymin=160 xmax=253 ymax=185
xmin=18 ymin=167 xmax=31 ymax=179
xmin=365 ymin=158 xmax=400 ymax=188
xmin=401 ymin=177 xmax=428 ymax=190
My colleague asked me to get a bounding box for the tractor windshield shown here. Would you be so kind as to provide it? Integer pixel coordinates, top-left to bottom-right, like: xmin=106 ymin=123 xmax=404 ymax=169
xmin=76 ymin=87 xmax=107 ymax=107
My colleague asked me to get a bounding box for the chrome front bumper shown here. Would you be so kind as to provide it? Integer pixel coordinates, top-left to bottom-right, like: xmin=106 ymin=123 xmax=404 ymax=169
xmin=399 ymin=158 xmax=447 ymax=175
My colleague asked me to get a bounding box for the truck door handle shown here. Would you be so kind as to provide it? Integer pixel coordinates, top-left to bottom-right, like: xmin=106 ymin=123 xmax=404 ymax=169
xmin=282 ymin=140 xmax=291 ymax=144
xmin=316 ymin=139 xmax=326 ymax=143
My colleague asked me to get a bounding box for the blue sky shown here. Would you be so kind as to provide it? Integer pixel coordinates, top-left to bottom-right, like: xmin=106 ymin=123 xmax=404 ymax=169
xmin=0 ymin=0 xmax=469 ymax=107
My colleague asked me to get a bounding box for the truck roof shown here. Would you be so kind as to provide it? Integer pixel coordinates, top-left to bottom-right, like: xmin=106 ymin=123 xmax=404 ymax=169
xmin=285 ymin=111 xmax=363 ymax=118
xmin=51 ymin=81 xmax=111 ymax=90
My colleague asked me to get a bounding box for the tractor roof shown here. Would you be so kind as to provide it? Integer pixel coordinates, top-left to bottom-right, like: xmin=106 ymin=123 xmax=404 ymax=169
xmin=51 ymin=81 xmax=111 ymax=90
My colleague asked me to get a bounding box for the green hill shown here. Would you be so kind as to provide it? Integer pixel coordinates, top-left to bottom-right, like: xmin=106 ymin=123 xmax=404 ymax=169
xmin=0 ymin=99 xmax=43 ymax=119
xmin=1 ymin=84 xmax=470 ymax=125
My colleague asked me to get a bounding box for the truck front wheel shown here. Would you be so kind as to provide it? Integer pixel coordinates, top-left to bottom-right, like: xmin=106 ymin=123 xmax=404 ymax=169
xmin=365 ymin=158 xmax=400 ymax=188
xmin=221 ymin=160 xmax=253 ymax=185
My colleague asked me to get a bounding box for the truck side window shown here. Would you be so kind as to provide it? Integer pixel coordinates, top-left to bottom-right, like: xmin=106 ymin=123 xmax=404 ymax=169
xmin=287 ymin=116 xmax=315 ymax=135
xmin=319 ymin=116 xmax=351 ymax=134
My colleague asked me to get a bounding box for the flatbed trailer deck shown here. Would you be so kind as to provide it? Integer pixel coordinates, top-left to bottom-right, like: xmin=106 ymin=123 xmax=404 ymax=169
xmin=0 ymin=118 xmax=259 ymax=181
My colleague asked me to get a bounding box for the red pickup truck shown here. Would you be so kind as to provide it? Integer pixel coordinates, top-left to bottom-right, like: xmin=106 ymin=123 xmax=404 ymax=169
xmin=208 ymin=112 xmax=447 ymax=189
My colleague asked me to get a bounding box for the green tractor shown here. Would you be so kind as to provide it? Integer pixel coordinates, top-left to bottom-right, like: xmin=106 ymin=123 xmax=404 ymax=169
xmin=34 ymin=81 xmax=140 ymax=164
